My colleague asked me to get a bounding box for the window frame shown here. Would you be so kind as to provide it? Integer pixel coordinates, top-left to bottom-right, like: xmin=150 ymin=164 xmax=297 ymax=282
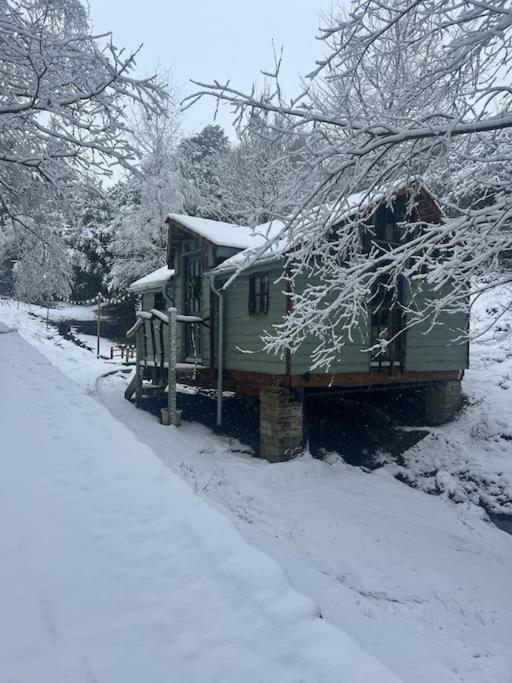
xmin=248 ymin=272 xmax=270 ymax=315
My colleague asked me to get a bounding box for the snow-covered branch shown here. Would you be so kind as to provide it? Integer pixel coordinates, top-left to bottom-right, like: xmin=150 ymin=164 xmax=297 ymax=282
xmin=0 ymin=0 xmax=166 ymax=230
xmin=190 ymin=0 xmax=512 ymax=369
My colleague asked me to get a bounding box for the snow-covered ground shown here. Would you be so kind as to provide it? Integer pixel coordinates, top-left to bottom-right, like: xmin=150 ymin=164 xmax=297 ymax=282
xmin=380 ymin=285 xmax=512 ymax=516
xmin=0 ymin=298 xmax=99 ymax=322
xmin=72 ymin=329 xmax=129 ymax=359
xmin=0 ymin=320 xmax=395 ymax=682
xmin=1 ymin=297 xmax=512 ymax=682
xmin=0 ymin=300 xmax=122 ymax=391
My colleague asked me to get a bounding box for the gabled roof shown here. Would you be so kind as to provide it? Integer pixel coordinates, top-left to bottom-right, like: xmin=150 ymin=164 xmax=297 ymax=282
xmin=129 ymin=266 xmax=174 ymax=294
xmin=209 ymin=181 xmax=441 ymax=276
xmin=167 ymin=213 xmax=284 ymax=250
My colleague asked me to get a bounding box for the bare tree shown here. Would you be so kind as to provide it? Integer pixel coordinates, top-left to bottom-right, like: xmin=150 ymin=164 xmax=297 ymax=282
xmin=189 ymin=0 xmax=512 ymax=369
xmin=0 ymin=0 xmax=165 ymax=236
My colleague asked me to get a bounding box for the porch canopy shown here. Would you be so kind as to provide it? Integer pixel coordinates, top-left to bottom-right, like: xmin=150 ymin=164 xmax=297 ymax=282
xmin=128 ymin=266 xmax=175 ymax=295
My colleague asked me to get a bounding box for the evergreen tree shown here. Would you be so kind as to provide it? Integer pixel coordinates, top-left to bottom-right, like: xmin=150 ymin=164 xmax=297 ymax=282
xmin=64 ymin=185 xmax=115 ymax=300
xmin=178 ymin=125 xmax=230 ymax=220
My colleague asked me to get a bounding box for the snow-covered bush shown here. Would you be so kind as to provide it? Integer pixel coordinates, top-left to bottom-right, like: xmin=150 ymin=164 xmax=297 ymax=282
xmin=12 ymin=219 xmax=72 ymax=306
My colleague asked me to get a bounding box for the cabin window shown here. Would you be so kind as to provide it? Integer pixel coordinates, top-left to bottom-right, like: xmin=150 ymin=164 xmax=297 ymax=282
xmin=373 ymin=201 xmax=406 ymax=244
xmin=249 ymin=273 xmax=269 ymax=315
xmin=374 ymin=205 xmax=396 ymax=242
xmin=154 ymin=292 xmax=166 ymax=311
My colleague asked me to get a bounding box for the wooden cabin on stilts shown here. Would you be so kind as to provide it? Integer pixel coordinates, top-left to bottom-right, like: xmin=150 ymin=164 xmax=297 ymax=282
xmin=125 ymin=183 xmax=469 ymax=462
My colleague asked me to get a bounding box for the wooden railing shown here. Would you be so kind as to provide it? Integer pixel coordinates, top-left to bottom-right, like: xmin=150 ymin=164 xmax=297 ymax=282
xmin=125 ymin=309 xmax=206 ymax=426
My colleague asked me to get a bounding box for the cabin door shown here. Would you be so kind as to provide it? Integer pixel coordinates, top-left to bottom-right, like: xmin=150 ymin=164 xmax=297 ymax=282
xmin=184 ymin=253 xmax=202 ymax=361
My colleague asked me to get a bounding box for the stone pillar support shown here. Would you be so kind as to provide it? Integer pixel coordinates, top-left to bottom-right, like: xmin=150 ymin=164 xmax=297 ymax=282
xmin=259 ymin=386 xmax=304 ymax=462
xmin=424 ymin=380 xmax=462 ymax=425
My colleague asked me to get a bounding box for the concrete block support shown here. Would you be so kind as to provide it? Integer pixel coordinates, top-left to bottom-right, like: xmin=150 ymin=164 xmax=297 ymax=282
xmin=424 ymin=380 xmax=462 ymax=425
xmin=259 ymin=386 xmax=304 ymax=462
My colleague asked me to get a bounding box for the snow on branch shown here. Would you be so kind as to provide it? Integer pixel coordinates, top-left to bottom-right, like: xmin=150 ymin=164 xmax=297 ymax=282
xmin=188 ymin=0 xmax=512 ymax=369
xmin=0 ymin=0 xmax=167 ymax=235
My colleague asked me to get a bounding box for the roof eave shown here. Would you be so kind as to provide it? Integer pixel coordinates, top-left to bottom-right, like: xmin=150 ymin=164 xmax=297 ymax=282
xmin=166 ymin=215 xmax=247 ymax=249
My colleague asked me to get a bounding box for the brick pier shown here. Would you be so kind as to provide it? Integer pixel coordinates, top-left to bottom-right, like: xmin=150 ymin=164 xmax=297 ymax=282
xmin=424 ymin=380 xmax=462 ymax=425
xmin=259 ymin=386 xmax=304 ymax=462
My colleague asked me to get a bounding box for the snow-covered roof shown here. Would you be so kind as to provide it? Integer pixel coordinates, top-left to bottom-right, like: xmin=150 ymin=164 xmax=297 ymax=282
xmin=209 ymin=221 xmax=288 ymax=276
xmin=129 ymin=266 xmax=175 ymax=294
xmin=167 ymin=213 xmax=284 ymax=250
xmin=209 ymin=180 xmax=435 ymax=277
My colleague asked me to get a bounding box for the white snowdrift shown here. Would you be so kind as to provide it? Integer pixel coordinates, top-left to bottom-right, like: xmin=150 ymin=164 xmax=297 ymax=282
xmin=383 ymin=285 xmax=512 ymax=515
xmin=0 ymin=325 xmax=396 ymax=683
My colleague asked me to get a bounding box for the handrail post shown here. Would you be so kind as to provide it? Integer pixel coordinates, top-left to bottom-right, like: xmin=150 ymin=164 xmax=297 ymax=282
xmin=135 ymin=328 xmax=143 ymax=407
xmin=168 ymin=307 xmax=178 ymax=426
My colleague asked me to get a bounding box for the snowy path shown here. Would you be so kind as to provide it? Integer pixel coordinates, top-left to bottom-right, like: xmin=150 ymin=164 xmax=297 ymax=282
xmin=0 ymin=324 xmax=395 ymax=683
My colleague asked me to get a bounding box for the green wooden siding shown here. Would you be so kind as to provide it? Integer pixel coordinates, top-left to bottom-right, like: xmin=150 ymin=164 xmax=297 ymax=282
xmin=139 ymin=257 xmax=469 ymax=377
xmin=222 ymin=268 xmax=287 ymax=373
xmin=404 ymin=280 xmax=469 ymax=371
xmin=289 ymin=272 xmax=371 ymax=375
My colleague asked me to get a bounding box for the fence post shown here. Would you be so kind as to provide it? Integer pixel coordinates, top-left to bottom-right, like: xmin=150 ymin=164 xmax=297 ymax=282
xmin=96 ymin=292 xmax=102 ymax=358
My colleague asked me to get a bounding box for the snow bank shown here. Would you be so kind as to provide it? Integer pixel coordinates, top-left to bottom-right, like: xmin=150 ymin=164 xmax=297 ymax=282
xmin=0 ymin=326 xmax=396 ymax=683
xmin=383 ymin=284 xmax=512 ymax=515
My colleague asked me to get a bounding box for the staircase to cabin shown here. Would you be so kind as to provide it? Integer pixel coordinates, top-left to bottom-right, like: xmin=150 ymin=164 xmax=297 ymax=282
xmin=124 ymin=309 xmax=212 ymax=404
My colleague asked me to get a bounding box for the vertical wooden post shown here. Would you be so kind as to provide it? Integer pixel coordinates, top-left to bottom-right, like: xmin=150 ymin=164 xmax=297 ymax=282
xmin=135 ymin=328 xmax=143 ymax=407
xmin=96 ymin=292 xmax=102 ymax=358
xmin=168 ymin=307 xmax=178 ymax=426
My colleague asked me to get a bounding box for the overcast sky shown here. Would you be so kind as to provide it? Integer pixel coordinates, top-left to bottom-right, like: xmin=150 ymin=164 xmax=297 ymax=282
xmin=88 ymin=0 xmax=331 ymax=136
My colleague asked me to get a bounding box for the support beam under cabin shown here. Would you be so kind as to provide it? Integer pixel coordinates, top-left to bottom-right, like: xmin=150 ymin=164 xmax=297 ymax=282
xmin=259 ymin=386 xmax=304 ymax=462
xmin=424 ymin=380 xmax=462 ymax=425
